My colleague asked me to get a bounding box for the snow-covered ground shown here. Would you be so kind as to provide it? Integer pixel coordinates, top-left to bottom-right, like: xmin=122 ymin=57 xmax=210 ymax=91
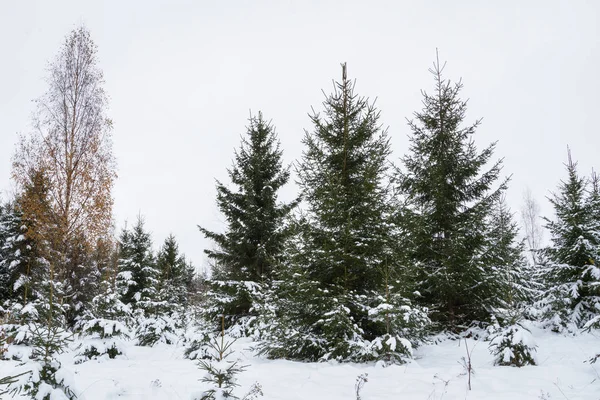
xmin=2 ymin=325 xmax=599 ymax=399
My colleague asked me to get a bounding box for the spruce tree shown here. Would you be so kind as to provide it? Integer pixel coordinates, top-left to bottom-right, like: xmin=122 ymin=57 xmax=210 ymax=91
xmin=296 ymin=64 xmax=391 ymax=294
xmin=18 ymin=280 xmax=76 ymax=400
xmin=297 ymin=62 xmax=393 ymax=356
xmin=586 ymin=171 xmax=600 ymax=288
xmin=539 ymin=152 xmax=600 ymax=331
xmin=485 ymin=198 xmax=538 ymax=367
xmin=153 ymin=234 xmax=195 ymax=337
xmin=116 ymin=217 xmax=180 ymax=345
xmin=0 ymin=201 xmax=34 ymax=307
xmin=397 ymin=55 xmax=507 ymax=330
xmin=485 ymin=197 xmax=533 ymax=316
xmin=156 ymin=234 xmax=194 ymax=308
xmin=4 ymin=171 xmax=57 ymax=345
xmin=116 ymin=217 xmax=158 ymax=308
xmin=199 ymin=112 xmax=296 ymax=327
xmin=258 ymin=64 xmax=428 ymax=362
xmin=76 ymin=249 xmax=132 ymax=363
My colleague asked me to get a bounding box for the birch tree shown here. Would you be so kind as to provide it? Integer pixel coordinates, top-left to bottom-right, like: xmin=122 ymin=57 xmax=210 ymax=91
xmin=12 ymin=26 xmax=116 ymax=321
xmin=521 ymin=188 xmax=543 ymax=265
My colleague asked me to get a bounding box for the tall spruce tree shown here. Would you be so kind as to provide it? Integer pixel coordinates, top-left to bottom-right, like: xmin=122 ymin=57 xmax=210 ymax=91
xmin=539 ymin=151 xmax=600 ymax=331
xmin=258 ymin=64 xmax=429 ymax=363
xmin=398 ymin=55 xmax=507 ymax=330
xmin=199 ymin=112 xmax=296 ymax=326
xmin=297 ymin=63 xmax=391 ymax=293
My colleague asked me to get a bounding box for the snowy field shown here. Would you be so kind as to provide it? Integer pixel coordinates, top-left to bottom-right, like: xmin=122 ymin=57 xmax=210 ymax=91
xmin=2 ymin=325 xmax=599 ymax=400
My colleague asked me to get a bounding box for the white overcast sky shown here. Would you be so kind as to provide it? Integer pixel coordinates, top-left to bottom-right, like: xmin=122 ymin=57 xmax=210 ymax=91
xmin=1 ymin=0 xmax=599 ymax=272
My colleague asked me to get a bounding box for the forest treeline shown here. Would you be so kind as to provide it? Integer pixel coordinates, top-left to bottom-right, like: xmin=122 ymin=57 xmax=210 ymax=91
xmin=1 ymin=26 xmax=599 ymax=398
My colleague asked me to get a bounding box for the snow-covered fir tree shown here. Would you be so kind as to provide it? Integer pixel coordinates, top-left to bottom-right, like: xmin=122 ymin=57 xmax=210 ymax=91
xmin=62 ymin=233 xmax=102 ymax=326
xmin=0 ymin=200 xmax=34 ymax=308
xmin=199 ymin=112 xmax=296 ymax=330
xmin=9 ymin=245 xmax=78 ymax=398
xmin=75 ymin=273 xmax=132 ymax=362
xmin=116 ymin=217 xmax=174 ymax=345
xmin=116 ymin=217 xmax=158 ymax=308
xmin=2 ymin=171 xmax=60 ymax=345
xmin=258 ymin=64 xmax=428 ymax=362
xmin=484 ymin=198 xmax=538 ymax=367
xmin=485 ymin=197 xmax=535 ymax=316
xmin=156 ymin=234 xmax=195 ymax=312
xmin=397 ymin=55 xmax=507 ymax=330
xmin=584 ymin=171 xmax=600 ymax=335
xmin=538 ymin=152 xmax=600 ymax=332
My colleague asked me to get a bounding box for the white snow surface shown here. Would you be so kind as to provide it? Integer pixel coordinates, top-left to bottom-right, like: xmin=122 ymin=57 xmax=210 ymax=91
xmin=2 ymin=325 xmax=599 ymax=399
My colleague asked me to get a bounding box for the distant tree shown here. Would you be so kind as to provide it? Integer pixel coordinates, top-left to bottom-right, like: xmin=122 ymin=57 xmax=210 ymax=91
xmin=156 ymin=234 xmax=195 ymax=308
xmin=486 ymin=196 xmax=532 ymax=313
xmin=539 ymin=151 xmax=600 ymax=331
xmin=521 ymin=188 xmax=543 ymax=265
xmin=11 ymin=26 xmax=116 ymax=323
xmin=115 ymin=217 xmax=181 ymax=346
xmin=484 ymin=196 xmax=538 ymax=368
xmin=116 ymin=217 xmax=157 ymax=308
xmin=397 ymin=54 xmax=507 ymax=330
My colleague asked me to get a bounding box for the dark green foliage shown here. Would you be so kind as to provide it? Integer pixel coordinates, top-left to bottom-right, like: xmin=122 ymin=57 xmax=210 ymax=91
xmin=14 ymin=261 xmax=77 ymax=399
xmin=200 ymin=112 xmax=295 ymax=283
xmin=0 ymin=201 xmax=35 ymax=306
xmin=199 ymin=112 xmax=296 ymax=323
xmin=296 ymin=64 xmax=391 ymax=294
xmin=255 ymin=271 xmax=329 ymax=361
xmin=197 ymin=335 xmax=245 ymax=399
xmin=257 ymin=267 xmax=427 ymax=363
xmin=0 ymin=370 xmax=28 ymax=397
xmin=82 ymin=280 xmax=132 ymax=337
xmin=78 ymin=342 xmax=121 ymax=361
xmin=0 ymin=327 xmax=29 ymax=396
xmin=258 ymin=65 xmax=429 ymax=362
xmin=116 ymin=216 xmax=158 ymax=308
xmin=539 ymin=153 xmax=600 ymax=331
xmin=62 ymin=234 xmax=102 ymax=326
xmin=156 ymin=234 xmax=195 ymax=309
xmin=295 ymin=63 xmax=391 ymax=338
xmin=489 ymin=322 xmax=537 ymax=367
xmin=21 ymin=360 xmax=76 ymax=400
xmin=195 ymin=323 xmax=263 ymax=400
xmin=397 ymin=56 xmax=507 ymax=329
xmin=115 ymin=217 xmax=179 ymax=346
xmin=74 ymin=278 xmax=131 ymax=362
xmin=485 ymin=197 xmax=535 ymax=314
xmin=203 ymin=280 xmax=263 ymax=334
xmin=9 ymin=170 xmax=54 ymax=314
xmin=484 ymin=198 xmax=539 ymax=367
